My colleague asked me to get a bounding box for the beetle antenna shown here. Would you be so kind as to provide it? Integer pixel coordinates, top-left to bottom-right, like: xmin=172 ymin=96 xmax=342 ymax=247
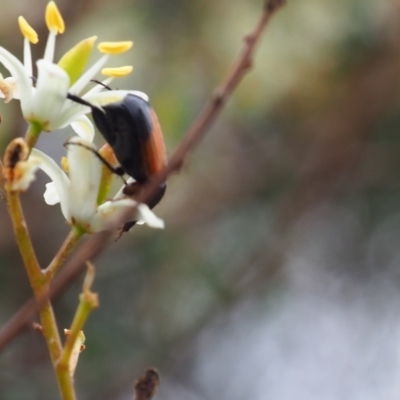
xmin=64 ymin=140 xmax=128 ymax=185
xmin=90 ymin=79 xmax=112 ymax=91
xmin=67 ymin=93 xmax=95 ymax=109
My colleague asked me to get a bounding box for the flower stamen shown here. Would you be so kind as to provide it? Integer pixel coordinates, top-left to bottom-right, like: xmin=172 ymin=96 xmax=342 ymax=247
xmin=45 ymin=1 xmax=65 ymax=34
xmin=98 ymin=41 xmax=133 ymax=55
xmin=101 ymin=66 xmax=133 ymax=78
xmin=18 ymin=17 xmax=39 ymax=44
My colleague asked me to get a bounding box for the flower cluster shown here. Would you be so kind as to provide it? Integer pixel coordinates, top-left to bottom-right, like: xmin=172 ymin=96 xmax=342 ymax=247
xmin=0 ymin=1 xmax=164 ymax=233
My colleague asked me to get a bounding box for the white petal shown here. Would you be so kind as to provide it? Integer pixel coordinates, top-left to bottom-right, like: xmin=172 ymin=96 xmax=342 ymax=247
xmin=69 ymin=54 xmax=109 ymax=95
xmin=89 ymin=198 xmax=137 ymax=232
xmin=70 ymin=115 xmax=95 ymax=141
xmin=44 ymin=182 xmax=60 ymax=205
xmin=30 ymin=148 xmax=70 ymax=220
xmin=58 ymin=100 xmax=90 ymax=129
xmin=127 ymin=90 xmax=149 ymax=102
xmin=0 ymin=47 xmax=33 ymax=114
xmin=66 ymin=136 xmax=101 ymax=224
xmin=30 ymin=60 xmax=70 ymax=130
xmin=60 ymin=90 xmax=149 ymax=128
xmin=58 ymin=89 xmax=130 ymax=130
xmin=84 ymin=90 xmax=149 ymax=107
xmin=10 ymin=158 xmax=40 ymax=191
xmin=136 ymin=203 xmax=165 ymax=229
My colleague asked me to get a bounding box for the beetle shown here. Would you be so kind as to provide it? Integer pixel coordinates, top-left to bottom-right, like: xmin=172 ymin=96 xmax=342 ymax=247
xmin=67 ymin=91 xmax=167 ymax=231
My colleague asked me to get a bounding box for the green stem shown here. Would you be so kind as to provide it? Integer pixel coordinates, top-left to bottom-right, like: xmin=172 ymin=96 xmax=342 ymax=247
xmin=39 ymin=297 xmax=64 ymax=365
xmin=24 ymin=122 xmax=42 ymax=150
xmin=57 ymin=275 xmax=98 ymax=382
xmin=44 ymin=228 xmax=84 ymax=281
xmin=58 ymin=294 xmax=96 ymax=368
xmin=7 ymin=191 xmax=44 ymax=287
xmin=6 ymin=190 xmax=76 ymax=400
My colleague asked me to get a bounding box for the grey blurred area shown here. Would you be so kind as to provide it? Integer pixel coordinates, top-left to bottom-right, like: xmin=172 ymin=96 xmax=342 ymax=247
xmin=1 ymin=0 xmax=400 ymax=399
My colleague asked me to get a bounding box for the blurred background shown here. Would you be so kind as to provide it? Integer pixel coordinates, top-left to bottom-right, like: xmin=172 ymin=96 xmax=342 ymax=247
xmin=1 ymin=0 xmax=400 ymax=399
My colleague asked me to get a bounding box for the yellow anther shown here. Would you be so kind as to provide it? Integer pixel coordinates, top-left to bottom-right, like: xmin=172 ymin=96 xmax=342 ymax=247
xmin=61 ymin=156 xmax=69 ymax=173
xmin=45 ymin=1 xmax=65 ymax=34
xmin=97 ymin=41 xmax=133 ymax=55
xmin=18 ymin=16 xmax=39 ymax=44
xmin=101 ymin=66 xmax=133 ymax=77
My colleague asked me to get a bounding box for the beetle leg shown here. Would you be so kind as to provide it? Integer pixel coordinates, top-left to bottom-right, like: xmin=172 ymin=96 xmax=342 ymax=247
xmin=64 ymin=140 xmax=127 ymax=184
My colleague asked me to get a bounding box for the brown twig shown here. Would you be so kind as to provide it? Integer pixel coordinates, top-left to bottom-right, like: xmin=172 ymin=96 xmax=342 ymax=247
xmin=135 ymin=0 xmax=285 ymax=200
xmin=0 ymin=0 xmax=286 ymax=351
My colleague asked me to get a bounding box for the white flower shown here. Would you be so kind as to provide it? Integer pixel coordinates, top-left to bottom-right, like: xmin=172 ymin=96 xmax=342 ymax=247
xmin=0 ymin=2 xmax=133 ymax=140
xmin=23 ymin=136 xmax=164 ymax=233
